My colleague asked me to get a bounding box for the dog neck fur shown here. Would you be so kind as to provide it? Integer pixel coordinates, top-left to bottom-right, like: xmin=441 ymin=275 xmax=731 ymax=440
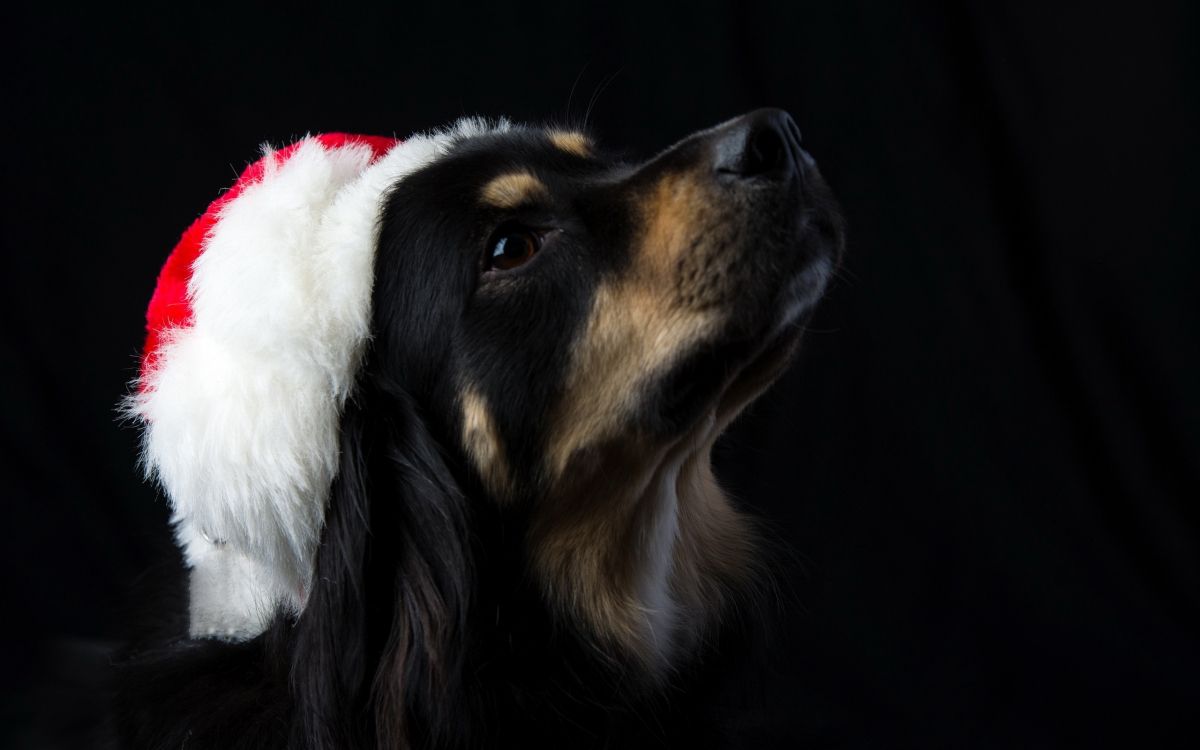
xmin=531 ymin=408 xmax=755 ymax=675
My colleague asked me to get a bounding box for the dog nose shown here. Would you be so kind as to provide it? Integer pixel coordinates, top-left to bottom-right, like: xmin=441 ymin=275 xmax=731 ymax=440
xmin=713 ymin=108 xmax=805 ymax=180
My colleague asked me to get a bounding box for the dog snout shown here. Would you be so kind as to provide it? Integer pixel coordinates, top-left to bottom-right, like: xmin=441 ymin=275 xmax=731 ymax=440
xmin=712 ymin=108 xmax=806 ymax=181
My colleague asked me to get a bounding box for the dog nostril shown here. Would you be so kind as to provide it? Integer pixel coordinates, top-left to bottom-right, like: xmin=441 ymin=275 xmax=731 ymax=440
xmin=743 ymin=125 xmax=787 ymax=176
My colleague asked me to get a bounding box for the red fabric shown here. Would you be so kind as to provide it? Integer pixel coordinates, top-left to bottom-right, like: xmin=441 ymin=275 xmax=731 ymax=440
xmin=140 ymin=134 xmax=397 ymax=380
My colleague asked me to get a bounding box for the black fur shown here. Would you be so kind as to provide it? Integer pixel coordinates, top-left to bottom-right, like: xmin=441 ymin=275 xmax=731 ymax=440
xmin=112 ymin=113 xmax=843 ymax=749
xmin=112 ymin=368 xmax=763 ymax=749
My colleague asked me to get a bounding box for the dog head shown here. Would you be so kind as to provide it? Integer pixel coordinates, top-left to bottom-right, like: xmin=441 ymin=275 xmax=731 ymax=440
xmin=369 ymin=109 xmax=843 ymax=665
xmin=131 ymin=111 xmax=842 ymax=744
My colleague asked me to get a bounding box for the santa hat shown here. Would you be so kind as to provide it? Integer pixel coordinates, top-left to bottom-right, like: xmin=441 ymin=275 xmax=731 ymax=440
xmin=130 ymin=119 xmax=507 ymax=640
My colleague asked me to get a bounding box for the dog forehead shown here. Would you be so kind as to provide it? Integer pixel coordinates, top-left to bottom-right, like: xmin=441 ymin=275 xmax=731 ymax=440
xmin=462 ymin=124 xmax=593 ymax=153
xmin=434 ymin=126 xmax=605 ymax=184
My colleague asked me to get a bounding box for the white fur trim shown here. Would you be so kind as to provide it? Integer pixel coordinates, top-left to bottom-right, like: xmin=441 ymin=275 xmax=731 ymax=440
xmin=132 ymin=119 xmax=510 ymax=640
xmin=180 ymin=523 xmax=288 ymax=639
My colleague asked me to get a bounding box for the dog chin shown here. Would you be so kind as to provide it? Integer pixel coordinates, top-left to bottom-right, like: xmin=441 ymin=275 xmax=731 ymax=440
xmin=774 ymin=252 xmax=834 ymax=336
xmin=650 ymin=281 xmax=822 ymax=441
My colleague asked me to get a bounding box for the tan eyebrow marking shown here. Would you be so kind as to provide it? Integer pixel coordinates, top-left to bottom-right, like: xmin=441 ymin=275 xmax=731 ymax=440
xmin=480 ymin=172 xmax=548 ymax=209
xmin=548 ymin=130 xmax=592 ymax=157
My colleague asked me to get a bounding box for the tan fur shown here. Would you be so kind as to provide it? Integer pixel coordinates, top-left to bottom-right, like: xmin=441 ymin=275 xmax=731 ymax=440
xmin=479 ymin=172 xmax=548 ymax=209
xmin=531 ymin=169 xmax=759 ymax=670
xmin=545 ymin=283 xmax=720 ymax=479
xmin=531 ymin=410 xmax=755 ymax=670
xmin=530 ymin=436 xmax=668 ymax=661
xmin=670 ymin=427 xmax=757 ymax=622
xmin=548 ymin=130 xmax=592 ymax=157
xmin=460 ymin=386 xmax=511 ymax=498
xmin=545 ymin=172 xmax=724 ymax=477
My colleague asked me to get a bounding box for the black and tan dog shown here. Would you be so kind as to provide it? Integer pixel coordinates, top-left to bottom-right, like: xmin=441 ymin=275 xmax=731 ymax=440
xmin=117 ymin=109 xmax=844 ymax=749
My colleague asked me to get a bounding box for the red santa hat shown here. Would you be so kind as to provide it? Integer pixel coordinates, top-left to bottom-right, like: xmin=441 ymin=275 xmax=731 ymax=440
xmin=130 ymin=120 xmax=507 ymax=640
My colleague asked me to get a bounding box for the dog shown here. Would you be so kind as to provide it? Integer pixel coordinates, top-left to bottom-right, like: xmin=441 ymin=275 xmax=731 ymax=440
xmin=116 ymin=110 xmax=844 ymax=748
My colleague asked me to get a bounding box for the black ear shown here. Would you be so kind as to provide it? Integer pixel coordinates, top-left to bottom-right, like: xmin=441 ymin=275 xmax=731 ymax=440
xmin=289 ymin=377 xmax=472 ymax=750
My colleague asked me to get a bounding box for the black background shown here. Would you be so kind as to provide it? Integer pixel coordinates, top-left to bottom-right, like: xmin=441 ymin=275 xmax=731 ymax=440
xmin=4 ymin=2 xmax=1197 ymax=747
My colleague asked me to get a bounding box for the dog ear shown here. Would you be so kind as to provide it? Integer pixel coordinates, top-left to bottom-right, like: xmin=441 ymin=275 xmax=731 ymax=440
xmin=289 ymin=376 xmax=472 ymax=750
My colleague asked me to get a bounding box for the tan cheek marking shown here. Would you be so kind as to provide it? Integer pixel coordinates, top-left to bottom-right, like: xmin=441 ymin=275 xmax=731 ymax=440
xmin=543 ymin=171 xmax=726 ymax=482
xmin=480 ymin=172 xmax=548 ymax=209
xmin=545 ymin=267 xmax=720 ymax=481
xmin=548 ymin=130 xmax=592 ymax=157
xmin=461 ymin=386 xmax=511 ymax=498
xmin=641 ymin=173 xmax=713 ymax=276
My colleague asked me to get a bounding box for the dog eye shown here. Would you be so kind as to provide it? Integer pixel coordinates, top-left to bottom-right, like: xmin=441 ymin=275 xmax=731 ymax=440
xmin=486 ymin=229 xmax=542 ymax=272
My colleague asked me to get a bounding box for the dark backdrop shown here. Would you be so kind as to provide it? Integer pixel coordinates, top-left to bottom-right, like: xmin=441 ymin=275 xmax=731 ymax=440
xmin=4 ymin=2 xmax=1197 ymax=747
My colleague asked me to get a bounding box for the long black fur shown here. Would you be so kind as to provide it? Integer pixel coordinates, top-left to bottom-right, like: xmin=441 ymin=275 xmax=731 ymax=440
xmin=112 ymin=367 xmax=758 ymax=749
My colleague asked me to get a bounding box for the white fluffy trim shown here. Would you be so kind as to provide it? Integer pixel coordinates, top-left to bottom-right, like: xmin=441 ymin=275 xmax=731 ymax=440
xmin=132 ymin=118 xmax=510 ymax=640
